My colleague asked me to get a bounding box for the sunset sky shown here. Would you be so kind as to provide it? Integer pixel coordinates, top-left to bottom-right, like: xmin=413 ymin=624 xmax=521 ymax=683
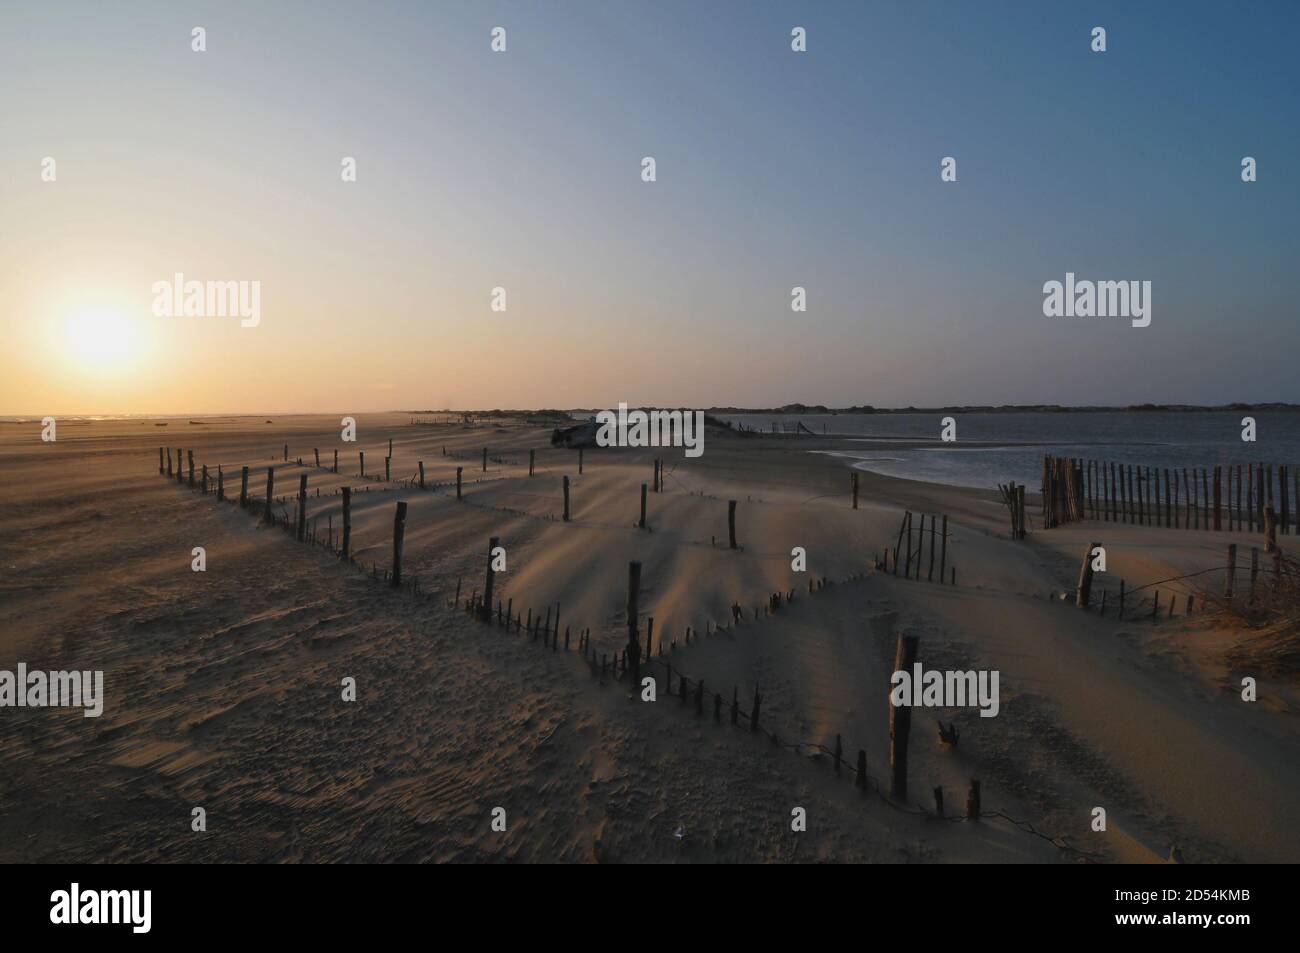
xmin=2 ymin=1 xmax=1298 ymax=415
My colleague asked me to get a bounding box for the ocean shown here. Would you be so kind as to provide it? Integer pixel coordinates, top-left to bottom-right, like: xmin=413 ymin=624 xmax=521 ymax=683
xmin=716 ymin=412 xmax=1300 ymax=490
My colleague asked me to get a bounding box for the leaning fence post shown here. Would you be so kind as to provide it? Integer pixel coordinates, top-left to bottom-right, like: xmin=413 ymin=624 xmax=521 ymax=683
xmin=1076 ymin=541 xmax=1100 ymax=608
xmin=297 ymin=474 xmax=308 ymax=541
xmin=481 ymin=536 xmax=498 ymax=621
xmin=563 ymin=475 xmax=570 ymax=521
xmin=418 ymin=461 xmax=425 ymax=488
xmin=728 ymin=500 xmax=738 ymax=549
xmin=314 ymin=448 xmax=320 ymax=467
xmin=889 ymin=633 xmax=919 ymax=800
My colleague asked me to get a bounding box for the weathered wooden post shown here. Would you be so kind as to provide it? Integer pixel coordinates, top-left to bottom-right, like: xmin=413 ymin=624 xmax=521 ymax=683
xmin=482 ymin=447 xmax=487 ymax=472
xmin=529 ymin=449 xmax=535 ymax=477
xmin=384 ymin=499 xmax=403 ymax=584
xmin=626 ymin=561 xmax=642 ymax=685
xmin=418 ymin=461 xmax=425 ymax=488
xmin=1118 ymin=578 xmax=1126 ymax=619
xmin=263 ymin=467 xmax=275 ymax=523
xmin=1225 ymin=543 xmax=1238 ymax=599
xmin=201 ymin=464 xmax=208 ymax=494
xmin=217 ymin=465 xmax=224 ymax=501
xmin=297 ymin=474 xmax=308 ymax=541
xmin=731 ymin=686 xmax=738 ymax=725
xmin=187 ymin=450 xmax=195 ymax=486
xmin=1265 ymin=506 xmax=1278 ymax=553
xmin=388 ymin=437 xmax=393 ymax=458
xmin=966 ymin=779 xmax=981 ymax=821
xmin=481 ymin=536 xmax=498 ymax=620
xmin=928 ymin=516 xmax=937 ymax=581
xmin=175 ymin=449 xmax=183 ymax=482
xmin=158 ymin=447 xmax=165 ymax=475
xmin=851 ymin=471 xmax=859 ymax=510
xmin=341 ymin=486 xmax=351 ymax=560
xmin=385 ymin=456 xmax=390 ymax=482
xmin=333 ymin=449 xmax=338 ymax=473
xmin=562 ymin=475 xmax=570 ymax=521
xmin=239 ymin=466 xmax=249 ymax=507
xmin=1214 ymin=466 xmax=1222 ymax=530
xmin=639 ymin=484 xmax=647 ymax=529
xmin=283 ymin=444 xmax=288 ymax=462
xmin=728 ymin=500 xmax=737 ymax=549
xmin=1076 ymin=541 xmax=1100 ymax=609
xmin=889 ymin=633 xmax=919 ymax=800
xmin=359 ymin=451 xmax=365 ymax=478
xmin=939 ymin=515 xmax=949 ymax=580
xmin=456 ymin=467 xmax=463 ymax=500
xmin=314 ymin=448 xmax=320 ymax=467
xmin=579 ymin=449 xmax=583 ymax=474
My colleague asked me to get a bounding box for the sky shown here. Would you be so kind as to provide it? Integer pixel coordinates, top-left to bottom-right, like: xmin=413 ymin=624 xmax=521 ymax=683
xmin=2 ymin=1 xmax=1298 ymax=415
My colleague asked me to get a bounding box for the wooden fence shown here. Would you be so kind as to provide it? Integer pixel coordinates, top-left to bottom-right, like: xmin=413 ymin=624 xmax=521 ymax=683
xmin=1041 ymin=455 xmax=1297 ymax=535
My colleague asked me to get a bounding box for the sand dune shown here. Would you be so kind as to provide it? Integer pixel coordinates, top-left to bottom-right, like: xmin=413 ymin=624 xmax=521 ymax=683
xmin=1 ymin=414 xmax=1294 ymax=862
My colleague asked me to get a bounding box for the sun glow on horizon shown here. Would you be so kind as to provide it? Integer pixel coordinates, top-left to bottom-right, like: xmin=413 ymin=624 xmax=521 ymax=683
xmin=61 ymin=307 xmax=148 ymax=376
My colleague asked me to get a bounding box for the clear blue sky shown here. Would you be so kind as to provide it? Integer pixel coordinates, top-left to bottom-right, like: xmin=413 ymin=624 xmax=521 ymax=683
xmin=2 ymin=1 xmax=1297 ymax=413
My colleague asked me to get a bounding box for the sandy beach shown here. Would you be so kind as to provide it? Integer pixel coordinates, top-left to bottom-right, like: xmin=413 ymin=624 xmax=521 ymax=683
xmin=3 ymin=413 xmax=1295 ymax=863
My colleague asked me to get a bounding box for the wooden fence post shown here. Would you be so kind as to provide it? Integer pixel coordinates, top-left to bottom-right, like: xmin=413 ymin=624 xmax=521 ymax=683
xmin=479 ymin=536 xmax=498 ymax=620
xmin=889 ymin=633 xmax=919 ymax=800
xmin=217 ymin=465 xmax=224 ymax=501
xmin=297 ymin=474 xmax=308 ymax=541
xmin=359 ymin=451 xmax=365 ymax=478
xmin=283 ymin=444 xmax=288 ymax=462
xmin=1076 ymin=541 xmax=1100 ymax=608
xmin=418 ymin=461 xmax=425 ymax=488
xmin=263 ymin=467 xmax=275 ymax=523
xmin=333 ymin=449 xmax=338 ymax=473
xmin=851 ymin=472 xmax=859 ymax=510
xmin=639 ymin=484 xmax=647 ymax=529
xmin=187 ymin=450 xmax=195 ymax=486
xmin=563 ymin=475 xmax=570 ymax=521
xmin=529 ymin=449 xmax=535 ymax=477
xmin=1225 ymin=543 xmax=1237 ymax=599
xmin=314 ymin=448 xmax=320 ymax=467
xmin=482 ymin=447 xmax=487 ymax=472
xmin=456 ymin=467 xmax=463 ymax=500
xmin=1265 ymin=506 xmax=1278 ymax=553
xmin=201 ymin=465 xmax=208 ymax=494
xmin=239 ymin=466 xmax=249 ymax=507
xmin=750 ymin=685 xmax=761 ymax=732
xmin=385 ymin=456 xmax=390 ymax=482
xmin=627 ymin=561 xmax=642 ymax=685
xmin=158 ymin=447 xmax=165 ymax=475
xmin=579 ymin=448 xmax=583 ymax=474
xmin=341 ymin=486 xmax=351 ymax=560
xmin=728 ymin=500 xmax=738 ymax=549
xmin=390 ymin=501 xmax=407 ymax=587
xmin=939 ymin=515 xmax=949 ymax=580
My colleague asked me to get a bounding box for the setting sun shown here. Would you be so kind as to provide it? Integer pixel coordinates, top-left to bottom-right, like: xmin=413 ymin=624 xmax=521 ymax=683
xmin=62 ymin=308 xmax=144 ymax=374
